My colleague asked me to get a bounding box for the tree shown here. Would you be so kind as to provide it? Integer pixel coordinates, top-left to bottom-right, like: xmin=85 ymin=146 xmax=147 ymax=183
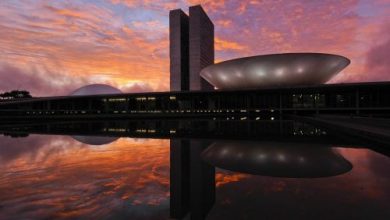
xmin=0 ymin=90 xmax=32 ymax=100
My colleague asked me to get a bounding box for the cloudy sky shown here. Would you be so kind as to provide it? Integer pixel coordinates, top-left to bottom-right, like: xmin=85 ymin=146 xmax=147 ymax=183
xmin=0 ymin=0 xmax=389 ymax=96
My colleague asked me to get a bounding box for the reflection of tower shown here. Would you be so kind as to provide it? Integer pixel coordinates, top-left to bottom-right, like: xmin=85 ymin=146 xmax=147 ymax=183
xmin=170 ymin=5 xmax=214 ymax=92
xmin=190 ymin=139 xmax=215 ymax=219
xmin=170 ymin=139 xmax=190 ymax=218
xmin=170 ymin=139 xmax=215 ymax=219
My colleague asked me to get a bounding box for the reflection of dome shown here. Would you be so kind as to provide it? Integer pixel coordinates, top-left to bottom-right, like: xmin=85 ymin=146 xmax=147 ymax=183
xmin=71 ymin=136 xmax=119 ymax=145
xmin=70 ymin=84 xmax=122 ymax=96
xmin=200 ymin=53 xmax=350 ymax=90
xmin=201 ymin=141 xmax=352 ymax=178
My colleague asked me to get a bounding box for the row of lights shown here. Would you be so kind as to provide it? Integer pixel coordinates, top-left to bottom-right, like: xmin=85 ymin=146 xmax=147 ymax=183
xmin=224 ymin=116 xmax=275 ymax=121
xmin=103 ymin=96 xmax=169 ymax=102
xmin=24 ymin=109 xmax=278 ymax=115
xmin=26 ymin=111 xmax=88 ymax=115
xmin=136 ymin=129 xmax=156 ymax=133
xmin=293 ymin=130 xmax=327 ymax=136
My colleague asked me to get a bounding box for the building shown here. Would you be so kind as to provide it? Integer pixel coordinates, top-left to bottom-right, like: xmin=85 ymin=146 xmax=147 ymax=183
xmin=0 ymin=82 xmax=389 ymax=119
xmin=170 ymin=5 xmax=214 ymax=91
xmin=0 ymin=5 xmax=389 ymax=119
xmin=189 ymin=5 xmax=214 ymax=91
xmin=170 ymin=9 xmax=189 ymax=91
xmin=200 ymin=53 xmax=350 ymax=90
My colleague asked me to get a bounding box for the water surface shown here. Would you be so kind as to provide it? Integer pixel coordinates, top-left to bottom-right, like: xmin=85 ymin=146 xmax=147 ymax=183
xmin=0 ymin=120 xmax=389 ymax=219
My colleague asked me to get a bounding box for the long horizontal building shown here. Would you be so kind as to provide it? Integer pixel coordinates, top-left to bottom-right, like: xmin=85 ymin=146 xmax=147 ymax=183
xmin=0 ymin=82 xmax=389 ymax=119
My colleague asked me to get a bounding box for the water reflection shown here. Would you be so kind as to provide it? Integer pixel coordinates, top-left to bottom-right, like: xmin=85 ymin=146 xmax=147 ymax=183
xmin=170 ymin=140 xmax=215 ymax=219
xmin=201 ymin=141 xmax=352 ymax=178
xmin=0 ymin=120 xmax=389 ymax=220
xmin=0 ymin=119 xmax=341 ymax=142
xmin=71 ymin=136 xmax=119 ymax=145
xmin=0 ymin=136 xmax=171 ymax=220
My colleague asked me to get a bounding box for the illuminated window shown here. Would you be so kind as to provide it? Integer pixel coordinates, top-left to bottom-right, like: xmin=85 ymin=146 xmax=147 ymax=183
xmin=136 ymin=97 xmax=147 ymax=101
xmin=108 ymin=98 xmax=126 ymax=102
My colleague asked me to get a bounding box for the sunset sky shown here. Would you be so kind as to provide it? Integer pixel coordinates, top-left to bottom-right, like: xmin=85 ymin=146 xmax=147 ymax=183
xmin=0 ymin=0 xmax=389 ymax=96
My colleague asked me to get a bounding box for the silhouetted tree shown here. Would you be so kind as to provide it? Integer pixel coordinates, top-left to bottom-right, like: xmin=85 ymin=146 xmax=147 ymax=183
xmin=0 ymin=90 xmax=32 ymax=100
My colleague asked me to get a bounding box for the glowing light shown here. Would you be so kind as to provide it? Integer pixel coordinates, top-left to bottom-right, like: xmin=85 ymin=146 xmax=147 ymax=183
xmin=257 ymin=153 xmax=266 ymax=160
xmin=277 ymin=154 xmax=286 ymax=161
xmin=297 ymin=66 xmax=304 ymax=74
xmin=275 ymin=68 xmax=284 ymax=77
xmin=220 ymin=75 xmax=228 ymax=81
xmin=257 ymin=70 xmax=265 ymax=77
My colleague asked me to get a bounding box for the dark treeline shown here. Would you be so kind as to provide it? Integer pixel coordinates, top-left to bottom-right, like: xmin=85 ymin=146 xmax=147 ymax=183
xmin=0 ymin=90 xmax=32 ymax=101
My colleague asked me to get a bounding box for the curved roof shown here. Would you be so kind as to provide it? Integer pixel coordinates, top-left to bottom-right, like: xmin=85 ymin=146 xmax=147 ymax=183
xmin=200 ymin=53 xmax=350 ymax=90
xmin=70 ymin=84 xmax=122 ymax=96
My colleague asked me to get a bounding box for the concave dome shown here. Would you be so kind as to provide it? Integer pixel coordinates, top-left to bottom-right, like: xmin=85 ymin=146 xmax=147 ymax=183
xmin=200 ymin=53 xmax=350 ymax=90
xmin=70 ymin=84 xmax=122 ymax=96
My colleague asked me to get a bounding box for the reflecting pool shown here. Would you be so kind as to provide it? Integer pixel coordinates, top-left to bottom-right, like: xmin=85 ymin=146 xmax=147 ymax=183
xmin=0 ymin=119 xmax=389 ymax=219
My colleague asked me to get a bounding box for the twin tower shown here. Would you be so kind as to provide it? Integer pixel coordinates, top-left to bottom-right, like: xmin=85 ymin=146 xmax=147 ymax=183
xmin=170 ymin=5 xmax=214 ymax=91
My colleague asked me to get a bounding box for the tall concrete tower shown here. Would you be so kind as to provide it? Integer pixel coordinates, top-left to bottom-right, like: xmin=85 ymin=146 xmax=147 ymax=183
xmin=169 ymin=9 xmax=189 ymax=91
xmin=189 ymin=5 xmax=214 ymax=91
xmin=169 ymin=5 xmax=214 ymax=91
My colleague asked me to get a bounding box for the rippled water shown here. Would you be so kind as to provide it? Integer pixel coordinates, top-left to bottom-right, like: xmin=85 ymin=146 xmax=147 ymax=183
xmin=0 ymin=120 xmax=389 ymax=220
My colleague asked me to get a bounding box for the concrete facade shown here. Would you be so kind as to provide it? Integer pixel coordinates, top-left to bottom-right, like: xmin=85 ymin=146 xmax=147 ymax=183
xmin=170 ymin=9 xmax=189 ymax=91
xmin=189 ymin=5 xmax=214 ymax=91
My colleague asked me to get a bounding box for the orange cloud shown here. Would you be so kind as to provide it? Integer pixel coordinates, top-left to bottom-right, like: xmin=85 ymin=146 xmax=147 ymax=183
xmin=187 ymin=0 xmax=226 ymax=11
xmin=215 ymin=37 xmax=246 ymax=51
xmin=216 ymin=19 xmax=232 ymax=28
xmin=0 ymin=0 xmax=389 ymax=96
xmin=0 ymin=136 xmax=171 ymax=219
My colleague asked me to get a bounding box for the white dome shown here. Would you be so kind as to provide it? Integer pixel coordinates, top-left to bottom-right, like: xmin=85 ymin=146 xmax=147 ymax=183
xmin=70 ymin=84 xmax=122 ymax=96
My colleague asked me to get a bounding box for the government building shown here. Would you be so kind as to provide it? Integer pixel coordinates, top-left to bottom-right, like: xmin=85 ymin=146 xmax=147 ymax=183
xmin=0 ymin=5 xmax=389 ymax=119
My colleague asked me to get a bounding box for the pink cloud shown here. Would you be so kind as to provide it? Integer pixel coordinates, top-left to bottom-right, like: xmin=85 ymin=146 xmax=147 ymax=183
xmin=363 ymin=24 xmax=390 ymax=81
xmin=0 ymin=63 xmax=86 ymax=96
xmin=0 ymin=0 xmax=389 ymax=96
